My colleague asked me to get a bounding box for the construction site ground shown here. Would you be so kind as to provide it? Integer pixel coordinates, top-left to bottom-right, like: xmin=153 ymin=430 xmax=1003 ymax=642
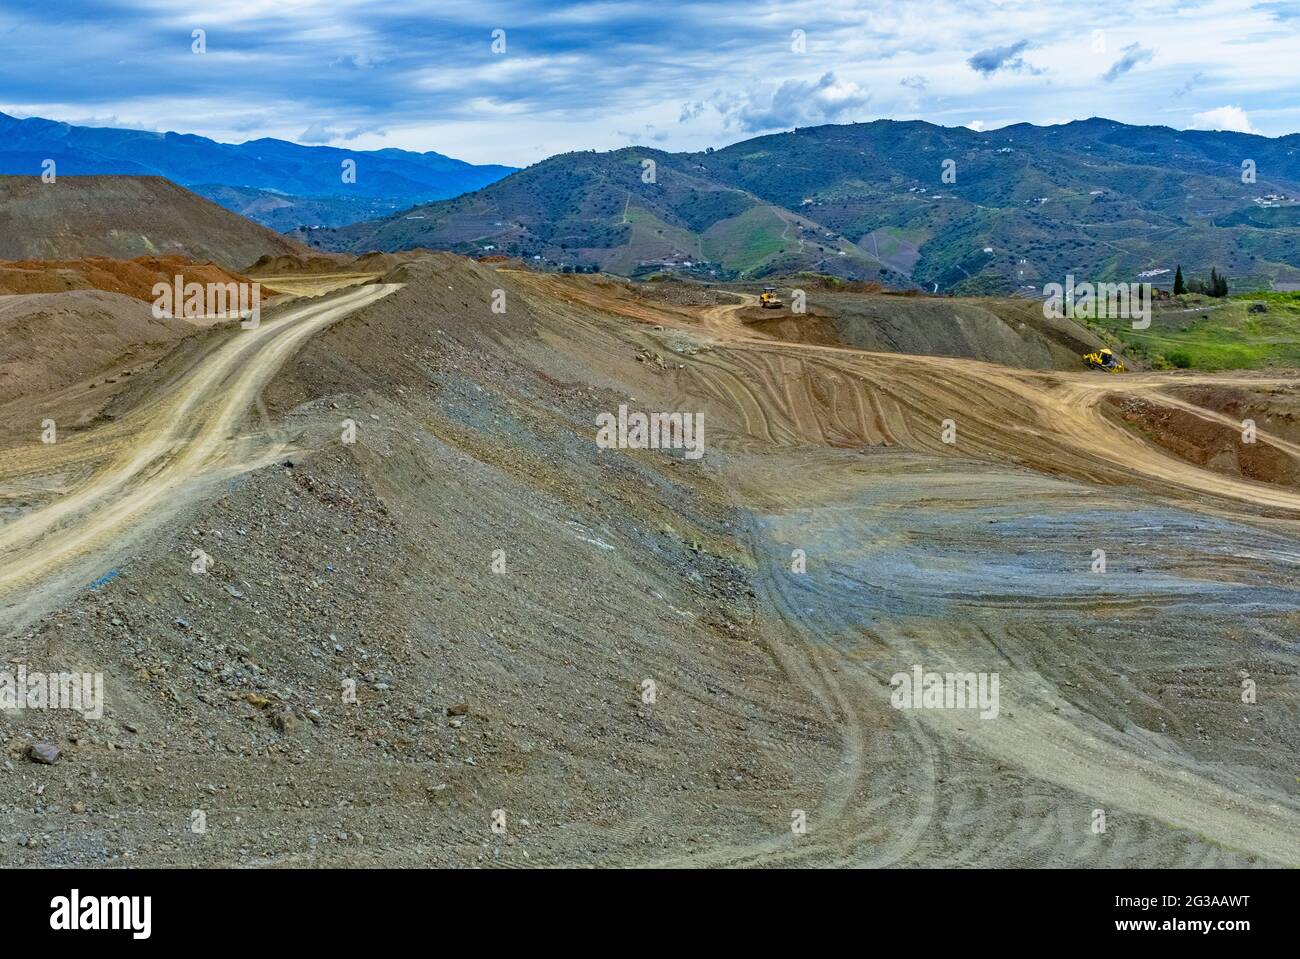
xmin=1 ymin=257 xmax=1297 ymax=867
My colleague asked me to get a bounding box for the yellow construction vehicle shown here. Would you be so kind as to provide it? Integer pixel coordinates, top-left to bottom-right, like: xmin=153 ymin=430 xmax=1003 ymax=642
xmin=1082 ymin=348 xmax=1125 ymax=373
xmin=759 ymin=286 xmax=783 ymax=309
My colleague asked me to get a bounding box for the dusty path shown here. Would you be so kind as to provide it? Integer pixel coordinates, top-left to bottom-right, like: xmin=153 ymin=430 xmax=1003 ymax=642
xmin=584 ymin=287 xmax=1300 ymax=867
xmin=541 ymin=280 xmax=1300 ymax=517
xmin=744 ymin=457 xmax=1300 ymax=866
xmin=673 ymin=294 xmax=1300 ymax=516
xmin=0 ymin=283 xmax=400 ymax=624
xmin=3 ymin=264 xmax=1297 ymax=869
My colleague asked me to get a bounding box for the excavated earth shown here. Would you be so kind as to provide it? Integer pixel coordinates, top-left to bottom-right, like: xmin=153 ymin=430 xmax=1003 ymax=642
xmin=1 ymin=255 xmax=1298 ymax=868
xmin=0 ymin=256 xmax=253 ymax=302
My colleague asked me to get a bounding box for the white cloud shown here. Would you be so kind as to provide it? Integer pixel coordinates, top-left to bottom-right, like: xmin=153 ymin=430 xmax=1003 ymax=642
xmin=298 ymin=121 xmax=336 ymax=144
xmin=717 ymin=72 xmax=871 ymax=133
xmin=1190 ymin=105 xmax=1259 ymax=134
xmin=7 ymin=0 xmax=1300 ymax=165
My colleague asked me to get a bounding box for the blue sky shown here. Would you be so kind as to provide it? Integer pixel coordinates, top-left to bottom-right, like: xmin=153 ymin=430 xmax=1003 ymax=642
xmin=2 ymin=0 xmax=1299 ymax=166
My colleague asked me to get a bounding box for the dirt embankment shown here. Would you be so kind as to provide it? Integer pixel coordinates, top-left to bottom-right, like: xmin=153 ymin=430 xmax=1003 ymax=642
xmin=244 ymin=252 xmax=355 ymax=276
xmin=737 ymin=308 xmax=844 ymax=346
xmin=640 ymin=282 xmax=1120 ymax=371
xmin=2 ymin=254 xmax=820 ymax=867
xmin=244 ymin=250 xmax=436 ymax=278
xmin=0 ymin=290 xmax=195 ymax=406
xmin=808 ymin=292 xmax=1120 ymax=370
xmin=1104 ymin=394 xmax=1299 ymax=487
xmin=0 ymin=175 xmax=304 ymax=269
xmin=633 ymin=278 xmax=742 ymax=308
xmin=1164 ymin=383 xmax=1300 ymax=447
xmin=0 ymin=256 xmax=252 ymax=302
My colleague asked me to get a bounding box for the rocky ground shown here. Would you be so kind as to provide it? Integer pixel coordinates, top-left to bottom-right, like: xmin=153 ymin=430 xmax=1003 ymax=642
xmin=2 ymin=254 xmax=1298 ymax=867
xmin=0 ymin=256 xmax=836 ymax=866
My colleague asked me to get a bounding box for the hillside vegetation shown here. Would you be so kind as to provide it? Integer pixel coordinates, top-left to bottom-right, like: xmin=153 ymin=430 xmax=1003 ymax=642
xmin=306 ymin=118 xmax=1300 ymax=294
xmin=1077 ymin=291 xmax=1300 ymax=370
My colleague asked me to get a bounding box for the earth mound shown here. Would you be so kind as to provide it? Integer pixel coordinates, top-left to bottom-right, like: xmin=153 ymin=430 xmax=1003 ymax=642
xmin=0 ymin=255 xmax=252 ymax=302
xmin=0 ymin=290 xmax=193 ymax=404
xmin=0 ymin=175 xmax=304 ymax=268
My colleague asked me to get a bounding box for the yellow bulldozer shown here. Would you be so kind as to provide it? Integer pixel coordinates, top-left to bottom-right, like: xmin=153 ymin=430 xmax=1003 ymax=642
xmin=759 ymin=286 xmax=783 ymax=309
xmin=1082 ymin=348 xmax=1125 ymax=373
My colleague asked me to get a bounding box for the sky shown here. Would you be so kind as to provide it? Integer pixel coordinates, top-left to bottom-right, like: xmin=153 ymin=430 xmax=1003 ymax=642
xmin=2 ymin=0 xmax=1299 ymax=167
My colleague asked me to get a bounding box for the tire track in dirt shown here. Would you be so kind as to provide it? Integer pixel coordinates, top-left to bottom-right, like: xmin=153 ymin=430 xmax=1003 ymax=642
xmin=0 ymin=284 xmax=401 ymax=622
xmin=383 ymin=274 xmax=1300 ymax=866
xmin=742 ymin=461 xmax=1300 ymax=865
xmin=665 ymin=296 xmax=1300 ymax=516
xmin=607 ymin=292 xmax=1300 ymax=866
xmin=759 ymin=549 xmax=939 ymax=868
xmin=649 ymin=511 xmax=942 ymax=869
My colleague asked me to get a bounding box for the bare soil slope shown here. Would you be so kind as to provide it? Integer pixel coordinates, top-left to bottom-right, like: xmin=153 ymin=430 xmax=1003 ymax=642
xmin=0 ymin=176 xmax=304 ymax=269
xmin=0 ymin=290 xmax=193 ymax=405
xmin=0 ymin=256 xmax=251 ymax=302
xmin=1 ymin=255 xmax=1297 ymax=868
xmin=814 ymin=291 xmax=1123 ymax=370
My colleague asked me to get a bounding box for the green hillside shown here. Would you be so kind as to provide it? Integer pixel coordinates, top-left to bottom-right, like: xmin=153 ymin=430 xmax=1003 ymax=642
xmin=304 ymin=118 xmax=1300 ymax=294
xmin=1077 ymin=291 xmax=1300 ymax=370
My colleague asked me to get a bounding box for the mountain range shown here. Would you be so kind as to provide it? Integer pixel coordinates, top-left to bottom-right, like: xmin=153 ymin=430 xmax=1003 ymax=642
xmin=305 ymin=118 xmax=1300 ymax=294
xmin=0 ymin=111 xmax=515 ymax=231
xmin=6 ymin=111 xmax=1299 ymax=295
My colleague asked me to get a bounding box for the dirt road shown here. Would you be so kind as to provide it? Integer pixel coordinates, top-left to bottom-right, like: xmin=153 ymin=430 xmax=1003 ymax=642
xmin=668 ymin=292 xmax=1300 ymax=515
xmin=0 ymin=283 xmax=399 ymax=624
xmin=3 ymin=261 xmax=1296 ymax=868
xmin=529 ymin=282 xmax=1300 ymax=867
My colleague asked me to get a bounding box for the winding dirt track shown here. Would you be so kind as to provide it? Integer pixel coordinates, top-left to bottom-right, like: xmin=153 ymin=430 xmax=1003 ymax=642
xmin=0 ymin=283 xmax=400 ymax=622
xmin=667 ymin=293 xmax=1300 ymax=516
xmin=520 ymin=279 xmax=1300 ymax=516
xmin=3 ymin=269 xmax=1298 ymax=868
xmin=591 ymin=290 xmax=1300 ymax=867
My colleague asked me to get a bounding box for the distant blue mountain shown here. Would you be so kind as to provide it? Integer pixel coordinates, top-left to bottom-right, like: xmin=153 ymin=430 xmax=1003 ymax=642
xmin=0 ymin=112 xmax=516 ymax=230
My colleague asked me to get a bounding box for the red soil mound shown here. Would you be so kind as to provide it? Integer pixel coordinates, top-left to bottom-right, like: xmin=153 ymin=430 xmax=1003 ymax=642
xmin=0 ymin=256 xmax=251 ymax=303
